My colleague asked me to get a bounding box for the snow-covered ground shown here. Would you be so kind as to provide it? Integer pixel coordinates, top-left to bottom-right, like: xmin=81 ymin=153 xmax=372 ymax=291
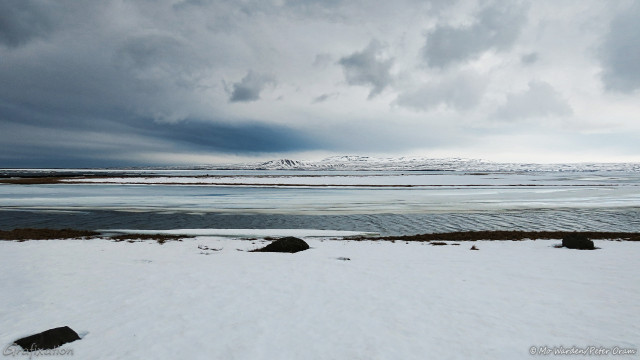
xmin=1 ymin=236 xmax=638 ymax=359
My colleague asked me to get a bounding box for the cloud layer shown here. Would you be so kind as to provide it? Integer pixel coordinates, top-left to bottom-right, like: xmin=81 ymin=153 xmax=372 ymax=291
xmin=228 ymin=71 xmax=276 ymax=103
xmin=339 ymin=41 xmax=394 ymax=99
xmin=1 ymin=0 xmax=639 ymax=166
xmin=422 ymin=2 xmax=527 ymax=68
xmin=599 ymin=2 xmax=640 ymax=93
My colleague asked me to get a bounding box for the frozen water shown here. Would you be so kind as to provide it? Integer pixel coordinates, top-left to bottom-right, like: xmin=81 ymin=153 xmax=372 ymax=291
xmin=1 ymin=169 xmax=639 ymax=234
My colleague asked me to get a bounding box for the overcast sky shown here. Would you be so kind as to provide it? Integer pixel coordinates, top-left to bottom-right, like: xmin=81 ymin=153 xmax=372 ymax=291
xmin=1 ymin=0 xmax=639 ymax=167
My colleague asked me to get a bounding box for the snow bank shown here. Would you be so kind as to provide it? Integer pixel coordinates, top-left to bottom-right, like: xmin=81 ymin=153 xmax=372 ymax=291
xmin=1 ymin=238 xmax=638 ymax=359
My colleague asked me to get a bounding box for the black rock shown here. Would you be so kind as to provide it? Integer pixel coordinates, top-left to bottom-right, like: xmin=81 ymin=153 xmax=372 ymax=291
xmin=14 ymin=326 xmax=80 ymax=351
xmin=562 ymin=233 xmax=595 ymax=250
xmin=253 ymin=237 xmax=310 ymax=253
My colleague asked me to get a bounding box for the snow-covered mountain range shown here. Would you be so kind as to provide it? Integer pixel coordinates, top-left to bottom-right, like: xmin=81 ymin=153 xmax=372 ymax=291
xmin=214 ymin=156 xmax=640 ymax=172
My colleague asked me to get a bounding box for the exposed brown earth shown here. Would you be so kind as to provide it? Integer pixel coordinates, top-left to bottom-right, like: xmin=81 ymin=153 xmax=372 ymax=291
xmin=0 ymin=174 xmax=109 ymax=184
xmin=0 ymin=228 xmax=100 ymax=240
xmin=2 ymin=228 xmax=639 ymax=243
xmin=349 ymin=230 xmax=640 ymax=242
xmin=0 ymin=228 xmax=192 ymax=243
xmin=110 ymin=233 xmax=192 ymax=244
xmin=0 ymin=177 xmax=70 ymax=184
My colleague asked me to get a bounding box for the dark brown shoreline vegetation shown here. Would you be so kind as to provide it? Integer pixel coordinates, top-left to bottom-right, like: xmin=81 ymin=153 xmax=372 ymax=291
xmin=349 ymin=230 xmax=640 ymax=242
xmin=1 ymin=228 xmax=640 ymax=243
xmin=0 ymin=174 xmax=111 ymax=185
xmin=0 ymin=176 xmax=71 ymax=184
xmin=0 ymin=228 xmax=192 ymax=244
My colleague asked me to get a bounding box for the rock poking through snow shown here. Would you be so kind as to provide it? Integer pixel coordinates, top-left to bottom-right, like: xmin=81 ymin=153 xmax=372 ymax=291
xmin=14 ymin=326 xmax=80 ymax=351
xmin=562 ymin=233 xmax=595 ymax=250
xmin=252 ymin=237 xmax=310 ymax=253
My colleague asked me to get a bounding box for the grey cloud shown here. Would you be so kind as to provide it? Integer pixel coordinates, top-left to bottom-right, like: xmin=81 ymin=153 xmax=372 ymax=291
xmin=283 ymin=0 xmax=345 ymax=19
xmin=521 ymin=52 xmax=538 ymax=65
xmin=338 ymin=41 xmax=393 ymax=99
xmin=313 ymin=53 xmax=333 ymax=68
xmin=494 ymin=81 xmax=572 ymax=120
xmin=0 ymin=0 xmax=59 ymax=47
xmin=173 ymin=0 xmax=212 ymax=10
xmin=118 ymin=34 xmax=187 ymax=72
xmin=600 ymin=3 xmax=640 ymax=93
xmin=174 ymin=0 xmax=346 ymax=24
xmin=0 ymin=103 xmax=323 ymax=167
xmin=116 ymin=32 xmax=208 ymax=90
xmin=1 ymin=0 xmax=637 ymax=166
xmin=228 ymin=71 xmax=276 ymax=103
xmin=423 ymin=2 xmax=527 ymax=68
xmin=312 ymin=92 xmax=339 ymax=104
xmin=396 ymin=72 xmax=486 ymax=111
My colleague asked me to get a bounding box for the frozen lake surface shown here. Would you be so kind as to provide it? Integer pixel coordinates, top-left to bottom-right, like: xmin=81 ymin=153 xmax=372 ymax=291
xmin=1 ymin=169 xmax=639 ymax=234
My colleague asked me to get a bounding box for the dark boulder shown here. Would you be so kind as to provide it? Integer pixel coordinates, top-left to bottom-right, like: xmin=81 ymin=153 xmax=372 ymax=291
xmin=253 ymin=237 xmax=310 ymax=253
xmin=14 ymin=326 xmax=80 ymax=351
xmin=562 ymin=233 xmax=595 ymax=250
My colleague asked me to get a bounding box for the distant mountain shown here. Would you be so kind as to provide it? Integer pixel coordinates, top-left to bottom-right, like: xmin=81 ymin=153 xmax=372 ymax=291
xmin=212 ymin=155 xmax=640 ymax=172
xmin=216 ymin=155 xmax=494 ymax=171
xmin=256 ymin=159 xmax=308 ymax=169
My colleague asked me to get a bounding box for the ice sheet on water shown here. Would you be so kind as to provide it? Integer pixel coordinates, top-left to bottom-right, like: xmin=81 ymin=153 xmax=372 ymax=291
xmin=100 ymin=228 xmax=374 ymax=238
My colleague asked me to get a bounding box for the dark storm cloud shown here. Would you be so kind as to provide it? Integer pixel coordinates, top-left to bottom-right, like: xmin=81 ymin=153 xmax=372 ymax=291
xmin=0 ymin=1 xmax=318 ymax=167
xmin=144 ymin=120 xmax=320 ymax=153
xmin=0 ymin=102 xmax=322 ymax=167
xmin=494 ymin=81 xmax=572 ymax=120
xmin=228 ymin=71 xmax=276 ymax=103
xmin=338 ymin=41 xmax=394 ymax=99
xmin=0 ymin=0 xmax=57 ymax=47
xmin=599 ymin=3 xmax=640 ymax=93
xmin=422 ymin=2 xmax=527 ymax=68
xmin=1 ymin=0 xmax=638 ymax=165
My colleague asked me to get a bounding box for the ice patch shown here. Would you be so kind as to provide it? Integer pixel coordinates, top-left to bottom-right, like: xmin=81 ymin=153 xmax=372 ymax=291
xmin=98 ymin=228 xmax=375 ymax=238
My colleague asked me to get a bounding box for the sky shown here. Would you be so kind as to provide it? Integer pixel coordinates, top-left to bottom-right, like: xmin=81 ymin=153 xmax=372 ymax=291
xmin=1 ymin=0 xmax=639 ymax=167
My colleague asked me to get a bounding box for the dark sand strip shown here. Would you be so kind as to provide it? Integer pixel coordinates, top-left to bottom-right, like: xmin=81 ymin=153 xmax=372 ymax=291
xmin=0 ymin=228 xmax=192 ymax=243
xmin=1 ymin=228 xmax=639 ymax=242
xmin=350 ymin=230 xmax=640 ymax=242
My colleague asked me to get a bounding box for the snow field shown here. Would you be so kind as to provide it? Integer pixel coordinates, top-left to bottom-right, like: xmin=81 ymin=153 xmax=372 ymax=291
xmin=0 ymin=238 xmax=638 ymax=359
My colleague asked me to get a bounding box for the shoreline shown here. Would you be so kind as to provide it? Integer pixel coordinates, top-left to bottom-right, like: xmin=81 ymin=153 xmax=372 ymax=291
xmin=2 ymin=228 xmax=640 ymax=242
